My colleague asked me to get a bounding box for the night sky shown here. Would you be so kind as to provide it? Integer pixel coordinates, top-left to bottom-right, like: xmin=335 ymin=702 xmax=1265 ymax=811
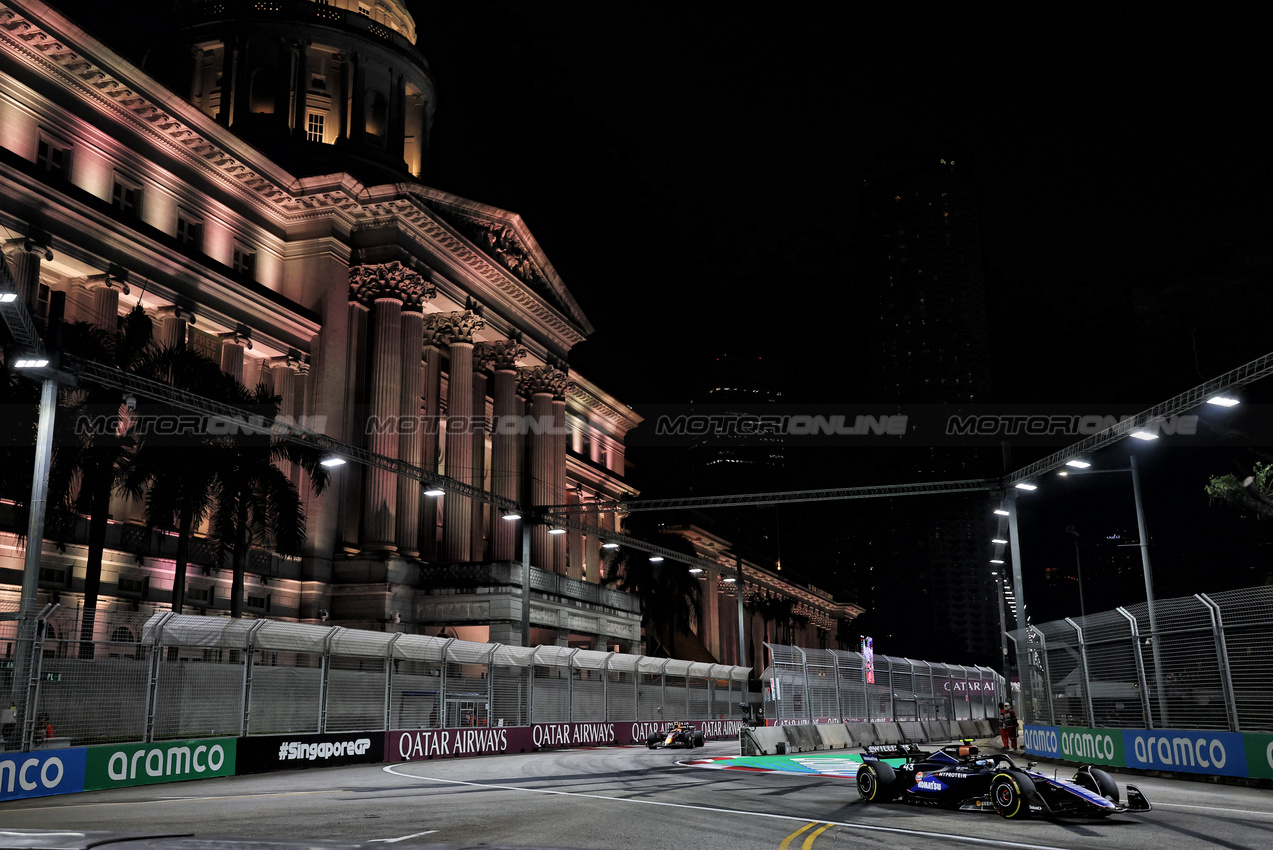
xmin=47 ymin=2 xmax=1273 ymax=631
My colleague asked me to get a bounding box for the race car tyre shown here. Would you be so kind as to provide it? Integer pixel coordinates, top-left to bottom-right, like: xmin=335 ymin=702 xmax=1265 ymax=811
xmin=856 ymin=761 xmax=898 ymax=803
xmin=647 ymin=734 xmax=659 ymax=749
xmin=1073 ymin=767 xmax=1120 ymax=804
xmin=991 ymin=770 xmax=1036 ymax=819
xmin=694 ymin=733 xmax=705 ymax=747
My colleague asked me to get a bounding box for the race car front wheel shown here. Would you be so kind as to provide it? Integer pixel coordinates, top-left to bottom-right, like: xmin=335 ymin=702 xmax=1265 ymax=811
xmin=856 ymin=761 xmax=897 ymax=803
xmin=991 ymin=771 xmax=1035 ymax=819
xmin=1073 ymin=767 xmax=1120 ymax=804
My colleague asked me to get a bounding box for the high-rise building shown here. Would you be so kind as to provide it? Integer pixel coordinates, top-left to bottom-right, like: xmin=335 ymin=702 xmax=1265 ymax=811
xmin=855 ymin=148 xmax=999 ymax=664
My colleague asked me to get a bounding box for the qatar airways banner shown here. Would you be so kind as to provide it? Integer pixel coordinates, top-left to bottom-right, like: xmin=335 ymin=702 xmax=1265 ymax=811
xmin=389 ymin=720 xmax=745 ymax=761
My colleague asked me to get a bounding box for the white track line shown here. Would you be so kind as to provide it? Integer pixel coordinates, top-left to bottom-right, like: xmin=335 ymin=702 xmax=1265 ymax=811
xmin=380 ymin=765 xmax=1071 ymax=850
xmin=368 ymin=830 xmax=439 ymax=842
xmin=1154 ymin=802 xmax=1273 ymax=818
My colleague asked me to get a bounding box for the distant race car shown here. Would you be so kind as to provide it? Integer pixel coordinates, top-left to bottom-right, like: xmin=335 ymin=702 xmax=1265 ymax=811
xmin=856 ymin=742 xmax=1152 ymax=819
xmin=646 ymin=722 xmax=705 ymax=749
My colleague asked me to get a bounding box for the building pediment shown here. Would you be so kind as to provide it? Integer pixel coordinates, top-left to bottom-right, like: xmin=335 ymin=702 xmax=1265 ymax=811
xmin=413 ymin=188 xmax=593 ymax=335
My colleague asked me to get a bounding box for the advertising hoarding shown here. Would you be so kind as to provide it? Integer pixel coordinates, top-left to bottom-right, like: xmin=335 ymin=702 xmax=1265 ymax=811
xmin=236 ymin=732 xmax=386 ymax=774
xmin=0 ymin=748 xmax=87 ymax=802
xmin=84 ymin=738 xmax=236 ymax=790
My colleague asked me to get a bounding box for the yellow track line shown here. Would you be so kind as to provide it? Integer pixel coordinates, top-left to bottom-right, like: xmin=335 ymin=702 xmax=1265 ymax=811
xmin=802 ymin=823 xmax=833 ymax=849
xmin=778 ymin=822 xmax=816 ymax=850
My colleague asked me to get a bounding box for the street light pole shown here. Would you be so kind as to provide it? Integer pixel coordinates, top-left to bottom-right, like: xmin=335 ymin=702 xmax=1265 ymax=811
xmin=11 ymin=375 xmax=58 ymax=715
xmin=1130 ymin=455 xmax=1169 ymax=726
xmin=1065 ymin=525 xmax=1087 ymax=621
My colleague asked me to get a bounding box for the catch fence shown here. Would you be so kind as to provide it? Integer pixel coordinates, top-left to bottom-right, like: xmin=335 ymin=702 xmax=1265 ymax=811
xmin=1009 ymin=585 xmax=1273 ymax=733
xmin=762 ymin=644 xmax=1005 ymax=725
xmin=1 ymin=609 xmax=751 ymax=751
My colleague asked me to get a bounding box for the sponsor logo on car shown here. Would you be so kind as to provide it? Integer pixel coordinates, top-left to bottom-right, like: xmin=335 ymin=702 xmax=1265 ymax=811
xmin=914 ymin=777 xmax=945 ymax=792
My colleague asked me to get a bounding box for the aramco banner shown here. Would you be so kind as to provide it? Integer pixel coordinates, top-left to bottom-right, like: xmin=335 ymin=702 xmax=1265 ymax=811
xmin=0 ymin=748 xmax=87 ymax=802
xmin=1023 ymin=725 xmax=1255 ymax=779
xmin=84 ymin=737 xmax=236 ymax=790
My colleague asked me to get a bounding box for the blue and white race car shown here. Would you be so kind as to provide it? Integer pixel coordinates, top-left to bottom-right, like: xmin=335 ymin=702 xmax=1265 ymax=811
xmin=856 ymin=742 xmax=1152 ymax=819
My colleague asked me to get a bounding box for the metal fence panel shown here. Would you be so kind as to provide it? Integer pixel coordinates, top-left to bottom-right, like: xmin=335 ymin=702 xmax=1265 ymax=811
xmin=327 ymin=656 xmax=386 ymax=732
xmin=249 ymin=651 xmax=322 ymax=734
xmin=491 ymin=664 xmax=531 ymax=728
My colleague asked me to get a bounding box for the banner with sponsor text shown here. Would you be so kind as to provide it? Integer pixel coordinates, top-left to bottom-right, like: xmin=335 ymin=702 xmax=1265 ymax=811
xmin=1024 ymin=724 xmax=1257 ymax=779
xmin=0 ymin=747 xmax=87 ymax=802
xmin=84 ymin=737 xmax=236 ymax=790
xmin=237 ymin=732 xmax=386 ymax=774
xmin=388 ymin=720 xmax=746 ymax=761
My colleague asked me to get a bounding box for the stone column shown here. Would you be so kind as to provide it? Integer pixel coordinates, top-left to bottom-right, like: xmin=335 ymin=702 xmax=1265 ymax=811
xmin=566 ymin=488 xmax=584 ymax=580
xmin=5 ymin=237 xmax=51 ymax=307
xmin=552 ymin=391 xmax=568 ymax=574
xmin=482 ymin=340 xmax=526 ymax=561
xmin=88 ymin=273 xmax=129 ymax=332
xmin=363 ymin=296 xmax=401 ymax=550
xmin=583 ymin=493 xmax=601 ymax=582
xmin=349 ymin=262 xmax=436 ymax=553
xmin=419 ymin=335 xmax=443 ymax=559
xmin=219 ymin=325 xmax=251 ymax=382
xmin=396 ymin=310 xmax=425 ymax=557
xmin=519 ymin=366 xmax=566 ymax=572
xmin=155 ymin=305 xmax=194 ymax=349
xmin=470 ymin=350 xmax=492 ymax=561
xmin=433 ymin=310 xmax=484 ymax=561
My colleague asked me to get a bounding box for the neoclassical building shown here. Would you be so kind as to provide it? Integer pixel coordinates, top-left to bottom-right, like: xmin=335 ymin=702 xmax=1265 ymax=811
xmin=0 ymin=0 xmax=644 ymax=650
xmin=664 ymin=524 xmax=864 ymax=675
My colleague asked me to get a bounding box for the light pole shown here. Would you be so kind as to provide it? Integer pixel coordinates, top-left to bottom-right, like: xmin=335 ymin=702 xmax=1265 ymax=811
xmin=1064 ymin=525 xmax=1086 ymax=621
xmin=1052 ymin=455 xmax=1168 ymax=726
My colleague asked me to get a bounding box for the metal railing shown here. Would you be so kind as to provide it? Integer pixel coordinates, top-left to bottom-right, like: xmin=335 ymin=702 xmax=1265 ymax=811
xmin=762 ymin=644 xmax=1005 ymax=725
xmin=0 ymin=609 xmax=750 ymax=751
xmin=1009 ymin=584 xmax=1273 ymax=732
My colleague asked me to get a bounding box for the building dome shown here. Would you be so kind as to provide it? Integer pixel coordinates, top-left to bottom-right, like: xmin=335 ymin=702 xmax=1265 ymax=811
xmin=155 ymin=0 xmax=436 ymax=182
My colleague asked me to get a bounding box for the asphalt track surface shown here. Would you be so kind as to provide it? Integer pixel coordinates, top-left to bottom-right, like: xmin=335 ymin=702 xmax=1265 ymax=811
xmin=3 ymin=741 xmax=1273 ymax=849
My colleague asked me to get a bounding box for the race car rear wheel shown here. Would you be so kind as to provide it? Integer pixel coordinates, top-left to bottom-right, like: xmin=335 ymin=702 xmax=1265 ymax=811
xmin=990 ymin=771 xmax=1035 ymax=819
xmin=856 ymin=761 xmax=898 ymax=803
xmin=1073 ymin=767 xmax=1120 ymax=804
xmin=694 ymin=732 xmax=705 ymax=748
xmin=646 ymin=734 xmax=659 ymax=749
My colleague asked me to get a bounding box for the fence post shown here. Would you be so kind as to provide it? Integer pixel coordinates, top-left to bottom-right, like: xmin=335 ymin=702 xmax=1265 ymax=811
xmin=1198 ymin=594 xmax=1240 ymax=732
xmin=318 ymin=627 xmax=340 ymax=733
xmin=1027 ymin=626 xmax=1055 ymax=725
xmin=143 ymin=612 xmax=174 ymax=744
xmin=384 ymin=633 xmax=402 ymax=731
xmin=633 ymin=658 xmax=640 ymax=721
xmin=602 ymin=654 xmax=612 ymax=722
xmin=830 ymin=652 xmax=843 ymax=722
xmin=20 ymin=610 xmax=51 ymax=752
xmin=887 ymin=657 xmax=896 ymax=722
xmin=239 ymin=619 xmax=267 ymax=736
xmin=439 ymin=638 xmax=454 ymax=727
xmin=795 ymin=647 xmax=811 ymax=724
xmin=1116 ymin=607 xmax=1152 ymax=729
xmin=485 ymin=645 xmax=497 ymax=727
xmin=1065 ymin=618 xmax=1095 ymax=727
xmin=863 ymin=651 xmax=871 ymax=723
xmin=566 ymin=649 xmax=580 ymax=722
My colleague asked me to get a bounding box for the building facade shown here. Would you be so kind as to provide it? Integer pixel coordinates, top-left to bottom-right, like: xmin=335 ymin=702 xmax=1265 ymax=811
xmin=0 ymin=0 xmax=643 ymax=651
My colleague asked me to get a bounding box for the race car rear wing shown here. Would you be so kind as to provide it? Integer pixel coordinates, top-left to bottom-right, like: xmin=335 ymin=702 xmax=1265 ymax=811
xmin=862 ymin=743 xmax=924 ymax=758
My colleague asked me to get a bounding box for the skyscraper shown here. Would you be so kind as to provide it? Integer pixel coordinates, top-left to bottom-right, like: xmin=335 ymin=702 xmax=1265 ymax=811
xmin=855 ymin=148 xmax=999 ymax=663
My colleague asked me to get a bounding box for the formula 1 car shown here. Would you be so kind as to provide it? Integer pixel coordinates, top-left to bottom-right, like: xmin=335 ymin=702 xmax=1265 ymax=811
xmin=856 ymin=742 xmax=1152 ymax=819
xmin=646 ymin=722 xmax=705 ymax=749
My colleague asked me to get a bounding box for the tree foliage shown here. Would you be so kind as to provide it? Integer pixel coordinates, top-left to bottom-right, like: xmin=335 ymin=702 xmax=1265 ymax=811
xmin=1205 ymin=461 xmax=1273 ymax=520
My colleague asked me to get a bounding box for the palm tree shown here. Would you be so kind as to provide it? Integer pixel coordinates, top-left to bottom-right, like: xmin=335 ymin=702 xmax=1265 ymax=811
xmin=601 ymin=522 xmax=701 ymax=657
xmin=209 ymin=383 xmax=329 ymax=618
xmin=52 ymin=306 xmax=156 ymax=657
xmin=120 ymin=351 xmax=240 ymax=613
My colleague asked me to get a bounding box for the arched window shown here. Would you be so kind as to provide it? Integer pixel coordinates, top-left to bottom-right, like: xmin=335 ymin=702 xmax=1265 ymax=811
xmin=366 ymin=90 xmax=387 ymax=137
xmin=248 ymin=66 xmax=275 ymax=114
